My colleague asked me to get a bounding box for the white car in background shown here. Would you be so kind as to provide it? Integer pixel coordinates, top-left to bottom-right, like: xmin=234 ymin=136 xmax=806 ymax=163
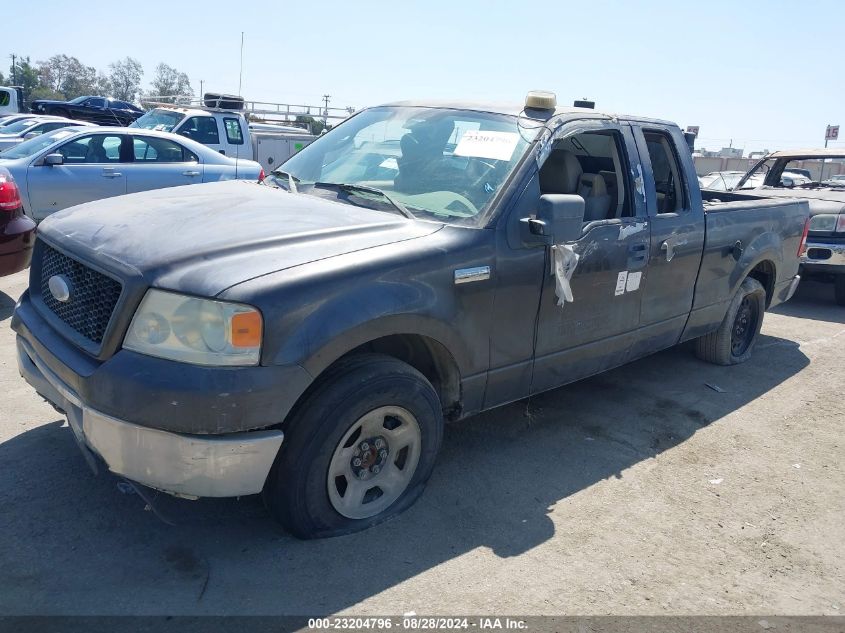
xmin=0 ymin=126 xmax=264 ymax=220
xmin=0 ymin=116 xmax=95 ymax=151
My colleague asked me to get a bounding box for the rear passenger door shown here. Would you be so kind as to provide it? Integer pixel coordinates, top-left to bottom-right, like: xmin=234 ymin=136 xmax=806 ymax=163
xmin=126 ymin=135 xmax=203 ymax=194
xmin=632 ymin=125 xmax=705 ymax=350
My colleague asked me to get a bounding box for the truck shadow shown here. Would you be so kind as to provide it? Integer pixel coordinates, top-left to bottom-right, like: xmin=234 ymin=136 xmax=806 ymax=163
xmin=771 ymin=278 xmax=844 ymax=324
xmin=0 ymin=335 xmax=808 ymax=615
xmin=0 ymin=290 xmax=15 ymax=321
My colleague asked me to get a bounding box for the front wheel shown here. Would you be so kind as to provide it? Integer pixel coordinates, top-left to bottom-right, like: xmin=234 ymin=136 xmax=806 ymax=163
xmin=695 ymin=277 xmax=766 ymax=365
xmin=834 ymin=275 xmax=845 ymax=306
xmin=263 ymin=354 xmax=443 ymax=539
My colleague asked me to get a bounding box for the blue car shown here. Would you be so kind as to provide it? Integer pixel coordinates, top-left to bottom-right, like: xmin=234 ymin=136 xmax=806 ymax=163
xmin=0 ymin=126 xmax=264 ymax=221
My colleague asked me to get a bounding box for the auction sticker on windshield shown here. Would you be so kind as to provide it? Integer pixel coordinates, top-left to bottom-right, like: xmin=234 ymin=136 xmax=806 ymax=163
xmin=454 ymin=130 xmax=519 ymax=161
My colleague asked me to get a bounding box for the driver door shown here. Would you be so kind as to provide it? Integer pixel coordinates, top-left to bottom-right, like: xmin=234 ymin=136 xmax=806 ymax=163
xmin=27 ymin=133 xmax=127 ymax=220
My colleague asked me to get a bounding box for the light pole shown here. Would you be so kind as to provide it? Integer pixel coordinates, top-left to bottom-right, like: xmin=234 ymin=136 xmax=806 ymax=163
xmin=322 ymin=94 xmax=331 ymax=126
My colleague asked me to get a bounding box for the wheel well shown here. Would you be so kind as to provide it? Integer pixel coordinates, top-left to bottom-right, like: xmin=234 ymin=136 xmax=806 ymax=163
xmin=748 ymin=260 xmax=775 ymax=307
xmin=344 ymin=334 xmax=462 ymax=419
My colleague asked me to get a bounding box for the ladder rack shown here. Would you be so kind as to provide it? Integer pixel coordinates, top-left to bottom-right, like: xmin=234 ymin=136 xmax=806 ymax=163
xmin=140 ymin=96 xmax=355 ymax=123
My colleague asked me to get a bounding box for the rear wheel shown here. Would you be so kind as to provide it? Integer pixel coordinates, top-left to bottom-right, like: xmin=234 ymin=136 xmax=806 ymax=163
xmin=835 ymin=275 xmax=845 ymax=306
xmin=695 ymin=277 xmax=766 ymax=365
xmin=263 ymin=354 xmax=443 ymax=539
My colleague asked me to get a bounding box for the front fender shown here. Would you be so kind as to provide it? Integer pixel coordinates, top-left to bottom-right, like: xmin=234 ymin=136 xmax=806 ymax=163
xmin=271 ymin=279 xmax=476 ymax=379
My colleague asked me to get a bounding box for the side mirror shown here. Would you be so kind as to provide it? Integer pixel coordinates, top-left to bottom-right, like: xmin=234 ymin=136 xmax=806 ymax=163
xmin=43 ymin=153 xmax=64 ymax=166
xmin=23 ymin=131 xmax=40 ymax=140
xmin=520 ymin=194 xmax=585 ymax=246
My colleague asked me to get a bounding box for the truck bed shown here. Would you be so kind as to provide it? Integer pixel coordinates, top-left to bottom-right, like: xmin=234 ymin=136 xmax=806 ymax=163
xmin=686 ymin=193 xmax=809 ymax=339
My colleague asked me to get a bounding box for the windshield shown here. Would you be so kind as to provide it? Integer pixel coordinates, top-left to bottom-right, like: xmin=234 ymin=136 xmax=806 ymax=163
xmin=272 ymin=106 xmax=540 ymax=226
xmin=0 ymin=128 xmax=78 ymax=159
xmin=0 ymin=119 xmax=39 ymax=135
xmin=130 ymin=108 xmax=185 ymax=132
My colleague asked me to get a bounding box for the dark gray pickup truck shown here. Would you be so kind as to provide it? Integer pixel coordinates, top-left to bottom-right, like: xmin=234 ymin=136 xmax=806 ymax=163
xmin=13 ymin=92 xmax=809 ymax=538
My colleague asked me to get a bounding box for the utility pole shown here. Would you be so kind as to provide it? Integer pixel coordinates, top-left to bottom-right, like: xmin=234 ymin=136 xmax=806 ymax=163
xmin=322 ymin=94 xmax=331 ymax=126
xmin=10 ymin=54 xmax=16 ymax=85
xmin=199 ymin=79 xmax=204 ymax=99
xmin=238 ymin=32 xmax=244 ymax=96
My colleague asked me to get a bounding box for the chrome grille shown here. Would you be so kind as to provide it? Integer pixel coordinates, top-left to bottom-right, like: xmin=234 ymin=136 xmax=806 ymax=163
xmin=39 ymin=243 xmax=122 ymax=345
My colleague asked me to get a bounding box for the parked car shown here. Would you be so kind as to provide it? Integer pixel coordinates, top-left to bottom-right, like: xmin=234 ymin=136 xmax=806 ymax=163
xmin=0 ymin=117 xmax=94 ymax=152
xmin=735 ymin=149 xmax=845 ymax=304
xmin=698 ymin=170 xmax=746 ymax=191
xmin=0 ymin=126 xmax=264 ymax=221
xmin=30 ymin=96 xmax=145 ymax=126
xmin=12 ymin=92 xmax=809 ymax=538
xmin=131 ymin=106 xmax=315 ymax=171
xmin=0 ymin=167 xmax=36 ymax=276
xmin=0 ymin=114 xmax=38 ymax=128
xmin=781 ymin=171 xmax=812 ymax=188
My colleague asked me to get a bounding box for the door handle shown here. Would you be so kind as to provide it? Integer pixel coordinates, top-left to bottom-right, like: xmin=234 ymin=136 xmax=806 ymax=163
xmin=660 ymin=237 xmax=689 ymax=262
xmin=660 ymin=240 xmax=675 ymax=262
xmin=182 ymin=170 xmax=200 ymax=177
xmin=101 ymin=170 xmax=122 ymax=178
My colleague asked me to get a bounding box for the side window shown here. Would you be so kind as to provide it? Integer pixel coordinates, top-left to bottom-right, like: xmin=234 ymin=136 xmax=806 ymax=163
xmin=223 ymin=117 xmax=244 ymax=145
xmin=0 ymin=91 xmax=9 ymax=107
xmin=538 ymin=129 xmax=633 ymax=221
xmin=179 ymin=116 xmax=220 ymax=145
xmin=57 ymin=134 xmax=123 ymax=164
xmin=133 ymin=136 xmax=197 ymax=163
xmin=643 ymin=130 xmax=686 ymax=214
xmin=85 ymin=98 xmax=106 ymax=109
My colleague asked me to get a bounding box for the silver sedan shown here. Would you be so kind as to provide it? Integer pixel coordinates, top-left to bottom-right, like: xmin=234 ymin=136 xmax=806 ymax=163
xmin=0 ymin=116 xmax=95 ymax=152
xmin=0 ymin=126 xmax=263 ymax=221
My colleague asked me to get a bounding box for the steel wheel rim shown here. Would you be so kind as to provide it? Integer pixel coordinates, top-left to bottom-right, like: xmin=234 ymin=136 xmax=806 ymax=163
xmin=327 ymin=405 xmax=422 ymax=520
xmin=731 ymin=295 xmax=759 ymax=357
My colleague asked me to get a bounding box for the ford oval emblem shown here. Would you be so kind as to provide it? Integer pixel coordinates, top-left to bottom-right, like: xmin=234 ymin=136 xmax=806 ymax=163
xmin=48 ymin=275 xmax=73 ymax=303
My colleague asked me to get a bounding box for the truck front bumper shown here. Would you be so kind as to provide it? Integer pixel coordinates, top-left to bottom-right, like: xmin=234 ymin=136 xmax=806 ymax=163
xmin=17 ymin=336 xmax=284 ymax=498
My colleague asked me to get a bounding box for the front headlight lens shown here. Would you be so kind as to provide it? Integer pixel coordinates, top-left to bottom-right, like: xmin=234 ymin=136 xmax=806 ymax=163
xmin=124 ymin=289 xmax=262 ymax=366
xmin=809 ymin=214 xmax=838 ymax=232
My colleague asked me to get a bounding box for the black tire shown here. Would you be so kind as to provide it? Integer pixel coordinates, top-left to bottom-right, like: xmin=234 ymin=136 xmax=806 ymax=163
xmin=695 ymin=277 xmax=766 ymax=365
xmin=835 ymin=275 xmax=845 ymax=306
xmin=263 ymin=353 xmax=443 ymax=539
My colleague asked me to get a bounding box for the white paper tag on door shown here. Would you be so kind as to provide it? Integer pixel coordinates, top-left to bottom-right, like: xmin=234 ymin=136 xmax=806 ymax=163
xmin=614 ymin=271 xmax=628 ymax=296
xmin=626 ymin=271 xmax=642 ymax=292
xmin=454 ymin=130 xmax=519 ymax=162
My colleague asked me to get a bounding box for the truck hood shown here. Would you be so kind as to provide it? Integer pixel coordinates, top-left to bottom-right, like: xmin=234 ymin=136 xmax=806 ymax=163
xmin=39 ymin=180 xmax=443 ymax=296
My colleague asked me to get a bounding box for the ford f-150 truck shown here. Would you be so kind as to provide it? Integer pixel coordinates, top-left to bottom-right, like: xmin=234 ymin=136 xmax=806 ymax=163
xmin=13 ymin=92 xmax=809 ymax=539
xmin=732 ymin=149 xmax=845 ymax=304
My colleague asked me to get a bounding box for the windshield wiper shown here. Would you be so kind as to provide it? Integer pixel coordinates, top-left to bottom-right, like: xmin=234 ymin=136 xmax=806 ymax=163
xmin=270 ymin=170 xmax=299 ymax=193
xmin=313 ymin=182 xmax=414 ymax=219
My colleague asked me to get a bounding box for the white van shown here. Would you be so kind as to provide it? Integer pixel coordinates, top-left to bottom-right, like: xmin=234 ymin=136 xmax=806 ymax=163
xmin=0 ymin=86 xmax=24 ymax=116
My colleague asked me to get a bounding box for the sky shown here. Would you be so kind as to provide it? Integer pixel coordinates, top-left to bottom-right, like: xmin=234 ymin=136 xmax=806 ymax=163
xmin=3 ymin=0 xmax=842 ymax=154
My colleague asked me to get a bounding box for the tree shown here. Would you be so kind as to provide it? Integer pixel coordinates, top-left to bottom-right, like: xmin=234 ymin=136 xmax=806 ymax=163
xmin=8 ymin=56 xmax=41 ymax=105
xmin=107 ymin=57 xmax=143 ymax=102
xmin=295 ymin=115 xmax=331 ymax=135
xmin=0 ymin=69 xmax=5 ymax=85
xmin=37 ymin=54 xmax=98 ymax=99
xmin=149 ymin=63 xmax=193 ymax=102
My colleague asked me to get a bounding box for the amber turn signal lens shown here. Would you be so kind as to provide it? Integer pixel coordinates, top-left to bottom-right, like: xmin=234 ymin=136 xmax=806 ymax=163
xmin=230 ymin=310 xmax=262 ymax=348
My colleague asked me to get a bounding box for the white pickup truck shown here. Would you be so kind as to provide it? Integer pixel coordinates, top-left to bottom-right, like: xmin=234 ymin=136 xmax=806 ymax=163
xmin=0 ymin=86 xmax=25 ymax=116
xmin=130 ymin=105 xmax=316 ymax=172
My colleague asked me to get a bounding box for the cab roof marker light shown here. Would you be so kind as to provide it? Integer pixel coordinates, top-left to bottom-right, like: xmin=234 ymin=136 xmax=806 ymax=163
xmin=525 ymin=91 xmax=557 ymax=111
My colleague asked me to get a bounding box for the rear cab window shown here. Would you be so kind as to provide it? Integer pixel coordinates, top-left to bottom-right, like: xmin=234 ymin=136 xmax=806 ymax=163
xmin=641 ymin=129 xmax=687 ymax=214
xmin=223 ymin=118 xmax=244 ymax=145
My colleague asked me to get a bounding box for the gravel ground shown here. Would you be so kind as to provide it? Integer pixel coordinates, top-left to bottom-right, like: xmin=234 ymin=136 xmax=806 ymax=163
xmin=0 ymin=269 xmax=842 ymax=616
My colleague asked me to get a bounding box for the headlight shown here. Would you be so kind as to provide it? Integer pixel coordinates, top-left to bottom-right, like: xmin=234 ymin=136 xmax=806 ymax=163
xmin=123 ymin=289 xmax=262 ymax=366
xmin=809 ymin=214 xmax=838 ymax=232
